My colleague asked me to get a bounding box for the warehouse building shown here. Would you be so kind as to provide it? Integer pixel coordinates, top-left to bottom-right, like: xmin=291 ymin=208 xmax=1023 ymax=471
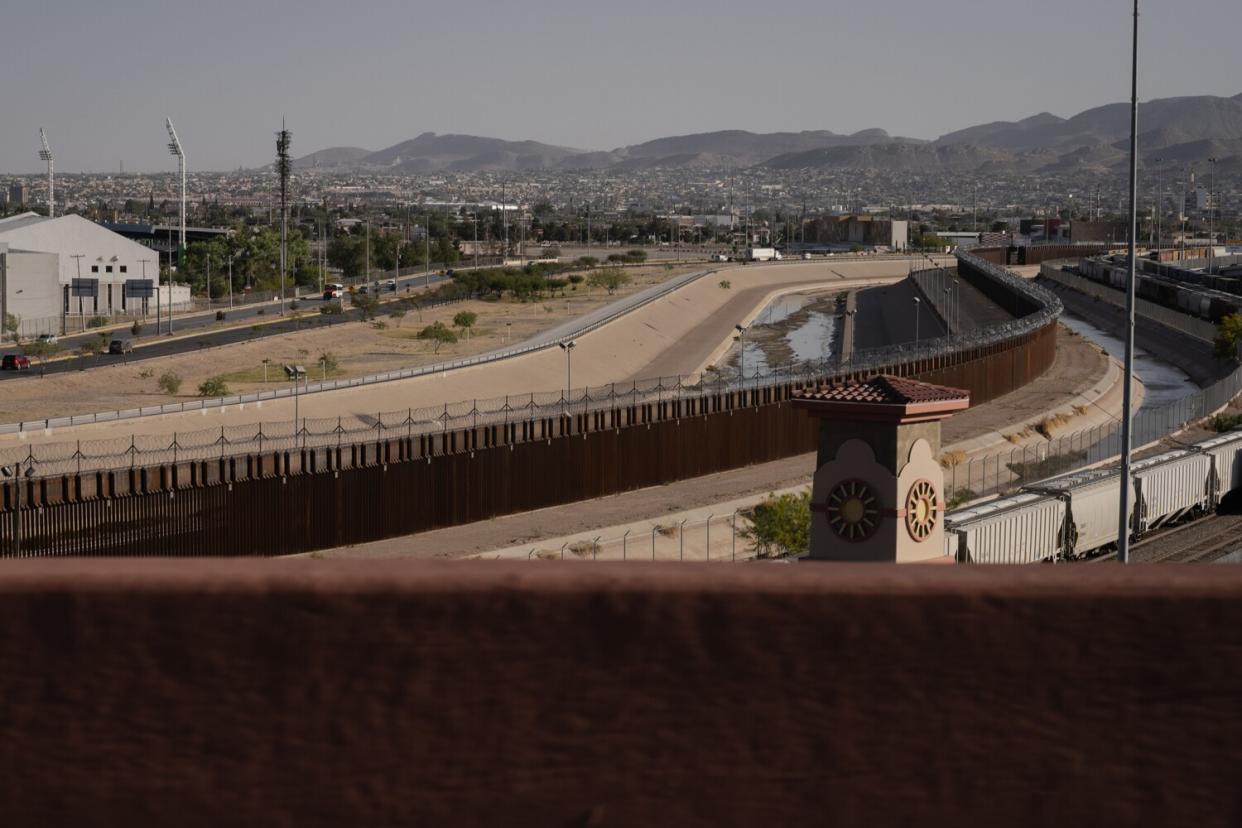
xmin=0 ymin=212 xmax=189 ymax=338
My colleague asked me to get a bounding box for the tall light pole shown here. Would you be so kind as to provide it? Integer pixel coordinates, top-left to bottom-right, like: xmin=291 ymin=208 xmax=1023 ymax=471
xmin=1153 ymin=157 xmax=1164 ymax=254
xmin=1117 ymin=0 xmax=1141 ymax=565
xmin=1208 ymin=156 xmax=1218 ymax=272
xmin=735 ymin=323 xmax=747 ymax=383
xmin=139 ymin=258 xmax=155 ymax=332
xmin=558 ymin=340 xmax=576 ymax=400
xmin=38 ymin=129 xmax=54 ymax=218
xmin=165 ymin=118 xmax=186 ymax=271
xmin=276 ymin=120 xmax=292 ymax=315
xmin=913 ymin=296 xmax=921 ymax=345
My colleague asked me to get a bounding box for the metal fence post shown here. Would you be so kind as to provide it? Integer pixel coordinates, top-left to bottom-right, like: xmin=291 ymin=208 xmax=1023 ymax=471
xmin=679 ymin=519 xmax=687 ymax=561
xmin=622 ymin=529 xmax=630 ymax=561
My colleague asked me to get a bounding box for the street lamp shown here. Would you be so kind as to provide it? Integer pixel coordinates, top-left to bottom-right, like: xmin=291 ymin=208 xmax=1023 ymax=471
xmin=558 ymin=340 xmax=576 ymax=399
xmin=734 ymin=323 xmax=747 ymax=384
xmin=1 ymin=460 xmax=36 ymax=557
xmin=913 ymin=296 xmax=921 ymax=345
xmin=1208 ymin=156 xmax=1219 ymax=272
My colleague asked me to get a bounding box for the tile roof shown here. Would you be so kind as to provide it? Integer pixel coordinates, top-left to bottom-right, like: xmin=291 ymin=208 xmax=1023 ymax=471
xmin=794 ymin=375 xmax=969 ymax=405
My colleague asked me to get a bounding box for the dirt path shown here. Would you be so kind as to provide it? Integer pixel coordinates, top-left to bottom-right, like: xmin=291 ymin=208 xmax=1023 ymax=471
xmin=311 ymin=324 xmax=1108 ymax=560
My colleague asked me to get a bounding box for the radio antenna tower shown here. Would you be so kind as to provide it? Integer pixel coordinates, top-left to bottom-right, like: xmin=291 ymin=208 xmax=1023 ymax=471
xmin=276 ymin=118 xmax=293 ymax=315
xmin=165 ymin=118 xmax=186 ymax=270
xmin=38 ymin=129 xmax=54 ymax=218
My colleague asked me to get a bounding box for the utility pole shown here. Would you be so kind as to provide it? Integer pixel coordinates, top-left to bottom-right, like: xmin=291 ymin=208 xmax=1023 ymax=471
xmin=38 ymin=129 xmax=54 ymax=218
xmin=165 ymin=119 xmax=186 ymax=271
xmin=1117 ymin=0 xmax=1140 ymax=565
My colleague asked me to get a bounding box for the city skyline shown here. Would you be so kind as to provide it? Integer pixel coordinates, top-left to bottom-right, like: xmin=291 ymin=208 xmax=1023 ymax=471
xmin=2 ymin=0 xmax=1240 ymax=172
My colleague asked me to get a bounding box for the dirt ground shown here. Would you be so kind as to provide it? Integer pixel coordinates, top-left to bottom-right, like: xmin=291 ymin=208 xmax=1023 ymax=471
xmin=0 ymin=263 xmax=702 ymax=423
xmin=314 ymin=325 xmax=1109 ymax=559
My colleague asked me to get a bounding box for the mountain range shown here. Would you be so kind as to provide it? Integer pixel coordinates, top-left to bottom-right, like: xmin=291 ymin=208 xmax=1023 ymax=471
xmin=293 ymin=93 xmax=1242 ymax=175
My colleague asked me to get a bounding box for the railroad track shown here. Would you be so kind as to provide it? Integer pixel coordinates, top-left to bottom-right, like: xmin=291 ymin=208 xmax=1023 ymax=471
xmin=1091 ymin=513 xmax=1242 ymax=563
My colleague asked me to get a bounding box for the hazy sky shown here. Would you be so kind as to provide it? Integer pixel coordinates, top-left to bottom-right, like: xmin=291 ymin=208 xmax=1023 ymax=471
xmin=2 ymin=0 xmax=1240 ymax=172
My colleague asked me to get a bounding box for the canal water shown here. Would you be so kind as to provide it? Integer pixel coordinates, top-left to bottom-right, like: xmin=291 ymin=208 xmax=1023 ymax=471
xmin=1058 ymin=314 xmax=1198 ymax=411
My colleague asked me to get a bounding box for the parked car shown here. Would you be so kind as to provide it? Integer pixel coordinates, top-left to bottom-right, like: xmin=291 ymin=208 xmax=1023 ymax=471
xmin=108 ymin=339 xmax=134 ymax=355
xmin=384 ymin=278 xmax=397 ymax=290
xmin=36 ymin=333 xmax=58 ymax=345
xmin=2 ymin=354 xmax=32 ymax=370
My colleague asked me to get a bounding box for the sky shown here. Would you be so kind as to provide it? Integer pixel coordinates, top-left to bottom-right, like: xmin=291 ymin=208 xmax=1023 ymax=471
xmin=2 ymin=0 xmax=1240 ymax=173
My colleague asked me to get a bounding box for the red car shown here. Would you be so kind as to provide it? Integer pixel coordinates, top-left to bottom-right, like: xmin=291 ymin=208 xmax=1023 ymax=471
xmin=2 ymin=354 xmax=32 ymax=371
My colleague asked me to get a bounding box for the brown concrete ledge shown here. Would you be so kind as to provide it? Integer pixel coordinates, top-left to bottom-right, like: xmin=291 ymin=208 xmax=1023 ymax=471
xmin=1 ymin=561 xmax=1240 ymax=827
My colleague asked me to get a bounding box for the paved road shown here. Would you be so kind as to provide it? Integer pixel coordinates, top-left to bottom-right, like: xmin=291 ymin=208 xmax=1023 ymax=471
xmin=0 ymin=269 xmax=452 ymax=380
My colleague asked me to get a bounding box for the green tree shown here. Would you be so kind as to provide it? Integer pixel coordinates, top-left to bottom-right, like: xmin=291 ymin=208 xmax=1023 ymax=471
xmin=575 ymin=256 xmax=599 ymax=269
xmin=22 ymin=339 xmax=61 ymax=375
xmin=390 ymin=308 xmax=407 ymax=328
xmin=741 ymin=491 xmax=811 ymax=559
xmin=452 ymin=310 xmax=478 ymax=339
xmin=625 ymin=249 xmax=648 ymax=263
xmin=417 ymin=321 xmax=458 ymax=353
xmin=1215 ymin=313 xmax=1242 ymax=359
xmin=317 ymin=351 xmax=339 ymax=378
xmin=353 ymin=292 xmax=379 ymax=321
xmin=3 ymin=312 xmax=19 ymax=343
xmin=157 ymin=371 xmax=183 ymax=394
xmin=197 ymin=376 xmax=229 ymax=397
xmin=588 ymin=267 xmax=630 ymax=295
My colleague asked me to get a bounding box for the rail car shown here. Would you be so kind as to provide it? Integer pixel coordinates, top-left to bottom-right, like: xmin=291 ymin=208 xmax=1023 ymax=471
xmin=945 ymin=429 xmax=1242 ymax=563
xmin=1074 ymin=257 xmax=1242 ymax=324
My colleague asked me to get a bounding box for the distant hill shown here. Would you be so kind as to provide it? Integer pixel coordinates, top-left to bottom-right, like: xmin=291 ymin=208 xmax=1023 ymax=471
xmin=291 ymin=93 xmax=1242 ymax=175
xmin=292 ymin=147 xmax=372 ymax=169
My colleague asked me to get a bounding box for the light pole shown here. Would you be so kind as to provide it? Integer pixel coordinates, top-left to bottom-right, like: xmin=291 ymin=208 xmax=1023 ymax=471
xmin=953 ymin=278 xmax=960 ymax=335
xmin=1 ymin=460 xmax=35 ymax=557
xmin=1153 ymin=156 xmax=1164 ymax=254
xmin=558 ymin=340 xmax=576 ymax=402
xmin=1117 ymin=0 xmax=1140 ymax=565
xmin=139 ymin=258 xmax=154 ymax=331
xmin=70 ymin=253 xmax=85 ymax=331
xmin=735 ymin=323 xmax=747 ymax=384
xmin=943 ymin=286 xmax=952 ymax=336
xmin=1209 ymin=156 xmax=1218 ymax=272
xmin=913 ymin=296 xmax=921 ymax=345
xmin=165 ymin=118 xmax=186 ymax=272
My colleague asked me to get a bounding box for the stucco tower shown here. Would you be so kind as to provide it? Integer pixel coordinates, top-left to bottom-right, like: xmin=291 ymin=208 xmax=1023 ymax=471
xmin=792 ymin=375 xmax=970 ymax=562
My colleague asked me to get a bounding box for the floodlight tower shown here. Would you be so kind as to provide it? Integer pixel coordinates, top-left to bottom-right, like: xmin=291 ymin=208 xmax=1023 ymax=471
xmin=38 ymin=129 xmax=54 ymax=218
xmin=165 ymin=118 xmax=186 ymax=270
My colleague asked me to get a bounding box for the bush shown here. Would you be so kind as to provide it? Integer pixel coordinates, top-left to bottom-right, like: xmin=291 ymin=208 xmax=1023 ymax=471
xmin=157 ymin=371 xmax=183 ymax=394
xmin=256 ymin=308 xmax=265 ymax=316
xmin=130 ymin=320 xmax=143 ymax=337
xmin=625 ymin=249 xmax=648 ymax=263
xmin=1212 ymin=412 xmax=1242 ymax=433
xmin=1214 ymin=313 xmax=1242 ymax=359
xmin=945 ymin=489 xmax=978 ymax=509
xmin=740 ymin=491 xmax=811 ymax=559
xmin=416 ymin=322 xmax=458 ymax=353
xmin=290 ymin=300 xmax=300 ymax=310
xmin=587 ymin=267 xmax=631 ymax=295
xmin=317 ymin=351 xmax=339 ymax=374
xmin=197 ymin=376 xmax=229 ymax=397
xmin=215 ymin=310 xmax=226 ymax=321
xmin=87 ymin=316 xmax=108 ymax=328
xmin=719 ymin=279 xmax=732 ymax=289
xmin=567 ymin=274 xmax=584 ymax=286
xmin=575 ymin=256 xmax=599 ymax=268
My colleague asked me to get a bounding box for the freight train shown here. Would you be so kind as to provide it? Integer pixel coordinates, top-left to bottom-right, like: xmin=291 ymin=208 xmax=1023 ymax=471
xmin=1075 ymin=255 xmax=1242 ymax=323
xmin=944 ymin=429 xmax=1242 ymax=563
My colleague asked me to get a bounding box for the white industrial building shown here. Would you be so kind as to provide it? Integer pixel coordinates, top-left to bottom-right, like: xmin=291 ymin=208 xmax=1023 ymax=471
xmin=0 ymin=212 xmax=190 ymax=338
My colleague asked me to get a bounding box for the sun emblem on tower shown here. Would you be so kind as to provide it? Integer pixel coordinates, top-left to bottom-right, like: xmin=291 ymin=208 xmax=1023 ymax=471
xmin=905 ymin=479 xmax=939 ymax=542
xmin=825 ymin=479 xmax=880 ymax=541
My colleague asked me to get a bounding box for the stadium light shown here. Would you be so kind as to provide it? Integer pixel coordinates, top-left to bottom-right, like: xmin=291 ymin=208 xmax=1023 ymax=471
xmin=165 ymin=118 xmax=186 ymax=270
xmin=38 ymin=129 xmax=54 ymax=218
